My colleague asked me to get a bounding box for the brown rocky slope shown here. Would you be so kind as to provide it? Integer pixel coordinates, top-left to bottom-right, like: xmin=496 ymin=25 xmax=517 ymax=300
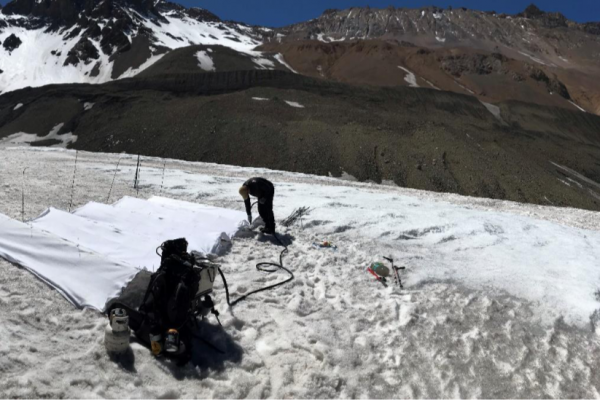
xmin=262 ymin=4 xmax=600 ymax=114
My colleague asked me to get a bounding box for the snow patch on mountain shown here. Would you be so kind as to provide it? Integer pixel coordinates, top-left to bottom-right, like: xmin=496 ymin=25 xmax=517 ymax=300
xmin=454 ymin=79 xmax=475 ymax=94
xmin=274 ymin=53 xmax=298 ymax=73
xmin=118 ymin=54 xmax=166 ymax=80
xmin=423 ymin=77 xmax=440 ymax=90
xmin=568 ymin=100 xmax=586 ymax=112
xmin=252 ymin=57 xmax=276 ymax=70
xmin=0 ymin=123 xmax=76 ymax=148
xmin=398 ymin=66 xmax=419 ymax=87
xmin=285 ymin=100 xmax=304 ymax=108
xmin=481 ymin=101 xmax=506 ymax=124
xmin=518 ymin=51 xmax=547 ymax=65
xmin=196 ymin=50 xmax=215 ymax=71
xmin=0 ymin=132 xmax=39 ymax=146
xmin=551 ymin=162 xmax=600 ymax=192
xmin=340 ymin=171 xmax=359 ymax=181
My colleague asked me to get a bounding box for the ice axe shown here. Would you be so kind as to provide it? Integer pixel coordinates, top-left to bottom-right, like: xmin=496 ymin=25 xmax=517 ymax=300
xmin=384 ymin=257 xmax=406 ymax=288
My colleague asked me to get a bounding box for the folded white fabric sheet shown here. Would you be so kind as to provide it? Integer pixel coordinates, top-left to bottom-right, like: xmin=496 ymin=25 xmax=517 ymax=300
xmin=0 ymin=196 xmax=245 ymax=311
xmin=34 ymin=196 xmax=245 ymax=271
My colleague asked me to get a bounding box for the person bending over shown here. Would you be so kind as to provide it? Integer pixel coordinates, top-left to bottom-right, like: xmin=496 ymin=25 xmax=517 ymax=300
xmin=239 ymin=177 xmax=276 ymax=234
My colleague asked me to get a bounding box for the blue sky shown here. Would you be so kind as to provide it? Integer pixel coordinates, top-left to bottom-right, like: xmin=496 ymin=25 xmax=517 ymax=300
xmin=0 ymin=0 xmax=596 ymax=26
xmin=177 ymin=0 xmax=599 ymax=27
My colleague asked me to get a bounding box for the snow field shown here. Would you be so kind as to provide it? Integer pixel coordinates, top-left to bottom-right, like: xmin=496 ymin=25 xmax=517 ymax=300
xmin=85 ymin=154 xmax=600 ymax=327
xmin=145 ymin=14 xmax=260 ymax=55
xmin=0 ymin=15 xmax=114 ymax=93
xmin=1 ymin=148 xmax=600 ymax=397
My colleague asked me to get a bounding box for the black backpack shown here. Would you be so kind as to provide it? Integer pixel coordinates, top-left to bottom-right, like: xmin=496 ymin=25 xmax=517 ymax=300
xmin=141 ymin=238 xmax=201 ymax=332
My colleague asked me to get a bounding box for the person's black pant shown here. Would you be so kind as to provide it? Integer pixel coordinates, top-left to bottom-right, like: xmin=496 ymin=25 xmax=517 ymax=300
xmin=257 ymin=188 xmax=275 ymax=231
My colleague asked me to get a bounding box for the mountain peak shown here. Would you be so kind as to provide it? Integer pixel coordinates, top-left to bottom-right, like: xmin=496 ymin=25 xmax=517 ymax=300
xmin=522 ymin=3 xmax=544 ymax=18
xmin=516 ymin=3 xmax=568 ymax=28
xmin=1 ymin=0 xmax=161 ymax=24
xmin=321 ymin=8 xmax=340 ymax=16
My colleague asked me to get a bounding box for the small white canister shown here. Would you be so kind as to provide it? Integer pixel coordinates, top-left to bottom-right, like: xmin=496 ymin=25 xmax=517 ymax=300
xmin=104 ymin=308 xmax=131 ymax=355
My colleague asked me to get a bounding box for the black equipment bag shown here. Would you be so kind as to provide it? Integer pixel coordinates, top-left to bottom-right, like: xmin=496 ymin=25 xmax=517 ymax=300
xmin=106 ymin=239 xmax=201 ymax=350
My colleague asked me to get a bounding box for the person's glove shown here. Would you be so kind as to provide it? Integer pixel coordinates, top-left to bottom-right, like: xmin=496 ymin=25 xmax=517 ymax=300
xmin=247 ymin=213 xmax=253 ymax=224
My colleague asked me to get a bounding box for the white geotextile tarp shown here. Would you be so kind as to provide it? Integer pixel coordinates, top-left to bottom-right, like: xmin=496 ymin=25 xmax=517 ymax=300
xmin=0 ymin=214 xmax=138 ymax=310
xmin=0 ymin=196 xmax=246 ymax=311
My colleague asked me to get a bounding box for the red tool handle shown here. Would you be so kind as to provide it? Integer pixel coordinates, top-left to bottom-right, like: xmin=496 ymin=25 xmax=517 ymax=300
xmin=367 ymin=267 xmax=382 ymax=281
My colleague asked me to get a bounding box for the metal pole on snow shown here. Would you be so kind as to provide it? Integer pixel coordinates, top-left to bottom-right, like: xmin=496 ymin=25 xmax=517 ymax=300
xmin=68 ymin=151 xmax=78 ymax=212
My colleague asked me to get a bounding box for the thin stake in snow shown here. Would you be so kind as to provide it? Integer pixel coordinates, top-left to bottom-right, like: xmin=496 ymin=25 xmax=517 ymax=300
xmin=133 ymin=155 xmax=141 ymax=196
xmin=68 ymin=151 xmax=78 ymax=212
xmin=21 ymin=168 xmax=27 ymax=222
xmin=281 ymin=207 xmax=311 ymax=227
xmin=107 ymin=156 xmax=122 ymax=203
xmin=159 ymin=161 xmax=167 ymax=195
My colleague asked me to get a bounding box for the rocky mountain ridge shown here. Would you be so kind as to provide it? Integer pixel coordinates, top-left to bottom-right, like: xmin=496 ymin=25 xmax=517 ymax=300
xmin=1 ymin=0 xmax=600 ymax=112
xmin=272 ymin=3 xmax=600 ymax=66
xmin=256 ymin=4 xmax=600 ymax=114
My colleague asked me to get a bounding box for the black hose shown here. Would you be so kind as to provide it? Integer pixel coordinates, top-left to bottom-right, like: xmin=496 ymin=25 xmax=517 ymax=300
xmin=218 ymin=232 xmax=293 ymax=307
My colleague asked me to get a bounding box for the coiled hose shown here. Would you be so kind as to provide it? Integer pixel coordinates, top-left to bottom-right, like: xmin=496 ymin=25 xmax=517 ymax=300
xmin=218 ymin=201 xmax=294 ymax=307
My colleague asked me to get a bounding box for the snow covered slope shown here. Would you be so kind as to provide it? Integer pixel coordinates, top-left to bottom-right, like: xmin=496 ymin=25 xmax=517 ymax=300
xmin=1 ymin=147 xmax=600 ymax=397
xmin=0 ymin=0 xmax=268 ymax=94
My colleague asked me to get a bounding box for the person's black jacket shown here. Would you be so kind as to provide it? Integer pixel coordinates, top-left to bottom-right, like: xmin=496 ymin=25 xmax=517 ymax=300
xmin=239 ymin=177 xmax=274 ymax=215
xmin=239 ymin=178 xmax=276 ymax=231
